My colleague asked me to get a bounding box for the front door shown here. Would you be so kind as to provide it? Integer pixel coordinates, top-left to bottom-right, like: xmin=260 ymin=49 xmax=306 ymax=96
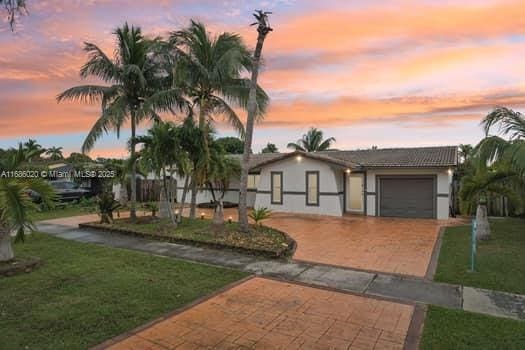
xmin=346 ymin=173 xmax=364 ymax=212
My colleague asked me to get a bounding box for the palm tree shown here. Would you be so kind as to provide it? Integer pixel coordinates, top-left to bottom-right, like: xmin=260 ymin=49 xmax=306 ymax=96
xmin=478 ymin=106 xmax=525 ymax=175
xmin=169 ymin=21 xmax=269 ymax=218
xmin=23 ymin=139 xmax=46 ymax=162
xmin=459 ymin=157 xmax=521 ymax=240
xmin=206 ymin=143 xmax=241 ymax=226
xmin=287 ymin=128 xmax=336 ymax=152
xmin=458 ymin=144 xmax=473 ymax=164
xmin=136 ymin=121 xmax=186 ymax=226
xmin=261 ymin=143 xmax=278 ymax=153
xmin=0 ymin=145 xmax=56 ymax=262
xmin=238 ymin=10 xmax=273 ymax=232
xmin=45 ymin=146 xmax=64 ymax=161
xmin=177 ymin=115 xmax=207 ymax=219
xmin=57 ymin=23 xmax=183 ymax=221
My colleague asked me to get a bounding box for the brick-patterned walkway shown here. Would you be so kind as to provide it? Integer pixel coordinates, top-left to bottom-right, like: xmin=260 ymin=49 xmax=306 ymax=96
xmin=106 ymin=278 xmax=414 ymax=350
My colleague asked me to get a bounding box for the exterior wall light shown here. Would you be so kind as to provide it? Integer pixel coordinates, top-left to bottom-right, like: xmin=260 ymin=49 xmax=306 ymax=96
xmin=297 ymin=155 xmax=302 ymax=161
xmin=447 ymin=168 xmax=453 ymax=176
xmin=345 ymin=169 xmax=351 ymax=174
xmin=228 ymin=216 xmax=233 ymax=224
xmin=200 ymin=212 xmax=205 ymax=220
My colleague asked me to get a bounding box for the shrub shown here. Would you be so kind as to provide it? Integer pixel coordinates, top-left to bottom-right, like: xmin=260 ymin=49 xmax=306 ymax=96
xmin=96 ymin=192 xmax=121 ymax=224
xmin=249 ymin=207 xmax=272 ymax=226
xmin=143 ymin=202 xmax=159 ymax=217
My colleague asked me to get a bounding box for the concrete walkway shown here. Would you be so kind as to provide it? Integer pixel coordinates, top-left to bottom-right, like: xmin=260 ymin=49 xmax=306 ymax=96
xmin=36 ymin=220 xmax=525 ymax=322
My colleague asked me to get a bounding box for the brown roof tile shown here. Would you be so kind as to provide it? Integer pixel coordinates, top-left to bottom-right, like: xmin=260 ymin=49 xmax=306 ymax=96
xmin=235 ymin=146 xmax=457 ymax=170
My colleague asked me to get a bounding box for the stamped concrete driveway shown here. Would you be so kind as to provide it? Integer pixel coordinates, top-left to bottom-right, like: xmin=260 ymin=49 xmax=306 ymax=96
xmin=264 ymin=213 xmax=442 ymax=278
xmin=188 ymin=208 xmax=443 ymax=278
xmin=105 ymin=277 xmax=414 ymax=350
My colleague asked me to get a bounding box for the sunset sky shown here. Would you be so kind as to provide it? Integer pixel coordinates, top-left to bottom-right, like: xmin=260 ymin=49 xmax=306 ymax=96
xmin=1 ymin=0 xmax=525 ymax=158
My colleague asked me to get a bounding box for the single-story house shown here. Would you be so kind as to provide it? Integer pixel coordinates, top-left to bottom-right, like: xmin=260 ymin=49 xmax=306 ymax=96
xmin=166 ymin=146 xmax=457 ymax=220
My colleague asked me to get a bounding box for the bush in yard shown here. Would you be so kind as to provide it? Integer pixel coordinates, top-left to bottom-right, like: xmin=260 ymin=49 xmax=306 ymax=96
xmin=97 ymin=192 xmax=120 ymax=224
xmin=143 ymin=202 xmax=159 ymax=217
xmin=249 ymin=207 xmax=272 ymax=226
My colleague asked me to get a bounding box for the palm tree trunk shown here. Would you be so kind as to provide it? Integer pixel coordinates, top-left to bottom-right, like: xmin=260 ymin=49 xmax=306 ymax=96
xmin=0 ymin=223 xmax=14 ymax=262
xmin=476 ymin=203 xmax=490 ymax=240
xmin=213 ymin=199 xmax=224 ymax=226
xmin=130 ymin=110 xmax=137 ymax=222
xmin=239 ymin=20 xmax=271 ymax=232
xmin=161 ymin=168 xmax=177 ymax=226
xmin=119 ymin=182 xmax=128 ymax=206
xmin=189 ymin=177 xmax=198 ymax=219
xmin=179 ymin=175 xmax=190 ymax=223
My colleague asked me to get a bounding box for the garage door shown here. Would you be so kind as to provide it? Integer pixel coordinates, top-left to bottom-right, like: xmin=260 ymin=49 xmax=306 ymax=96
xmin=379 ymin=177 xmax=435 ymax=218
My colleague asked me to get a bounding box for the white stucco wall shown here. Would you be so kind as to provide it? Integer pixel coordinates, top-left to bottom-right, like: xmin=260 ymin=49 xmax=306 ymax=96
xmin=254 ymin=156 xmax=344 ymax=216
xmin=365 ymin=168 xmax=452 ymax=219
xmin=168 ymin=172 xmax=256 ymax=207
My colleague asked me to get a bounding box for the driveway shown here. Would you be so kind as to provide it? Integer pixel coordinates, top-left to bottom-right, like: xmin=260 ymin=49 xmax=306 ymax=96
xmin=104 ymin=277 xmax=413 ymax=350
xmin=264 ymin=214 xmax=443 ymax=277
xmin=181 ymin=208 xmax=445 ymax=277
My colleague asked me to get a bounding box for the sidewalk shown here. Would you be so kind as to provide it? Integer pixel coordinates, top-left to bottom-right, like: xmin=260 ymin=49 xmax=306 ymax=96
xmin=36 ymin=219 xmax=525 ymax=322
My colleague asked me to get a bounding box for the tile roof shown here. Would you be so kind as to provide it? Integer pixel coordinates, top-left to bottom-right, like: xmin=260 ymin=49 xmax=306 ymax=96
xmin=237 ymin=146 xmax=457 ymax=170
xmin=318 ymin=146 xmax=458 ymax=168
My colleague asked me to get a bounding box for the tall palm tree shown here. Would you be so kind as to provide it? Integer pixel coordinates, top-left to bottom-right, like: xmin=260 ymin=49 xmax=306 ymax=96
xmin=169 ymin=20 xmax=268 ymax=135
xmin=0 ymin=145 xmax=56 ymax=262
xmin=45 ymin=146 xmax=64 ymax=161
xmin=287 ymin=127 xmax=336 ymax=152
xmin=239 ymin=10 xmax=273 ymax=232
xmin=57 ymin=23 xmax=183 ymax=221
xmin=169 ymin=21 xmax=268 ymax=218
xmin=478 ymin=106 xmax=525 ymax=175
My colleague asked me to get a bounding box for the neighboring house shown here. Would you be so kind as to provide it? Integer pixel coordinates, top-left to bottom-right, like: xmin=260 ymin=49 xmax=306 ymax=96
xmin=135 ymin=146 xmax=457 ymax=220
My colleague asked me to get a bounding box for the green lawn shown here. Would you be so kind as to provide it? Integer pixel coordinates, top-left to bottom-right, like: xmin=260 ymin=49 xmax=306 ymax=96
xmin=434 ymin=218 xmax=525 ymax=294
xmin=421 ymin=306 xmax=525 ymax=350
xmin=0 ymin=233 xmax=247 ymax=350
xmin=30 ymin=205 xmax=93 ymax=221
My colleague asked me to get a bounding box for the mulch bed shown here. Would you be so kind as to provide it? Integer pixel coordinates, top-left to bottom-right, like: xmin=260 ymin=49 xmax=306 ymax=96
xmin=79 ymin=219 xmax=295 ymax=259
xmin=0 ymin=256 xmax=43 ymax=277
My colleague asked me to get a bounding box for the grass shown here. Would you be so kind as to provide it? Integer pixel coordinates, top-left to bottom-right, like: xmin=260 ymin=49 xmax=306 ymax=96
xmin=30 ymin=205 xmax=93 ymax=221
xmin=86 ymin=216 xmax=292 ymax=257
xmin=0 ymin=233 xmax=247 ymax=350
xmin=434 ymin=218 xmax=525 ymax=294
xmin=421 ymin=306 xmax=525 ymax=349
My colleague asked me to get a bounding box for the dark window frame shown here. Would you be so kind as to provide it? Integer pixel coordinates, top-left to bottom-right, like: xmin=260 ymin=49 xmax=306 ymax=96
xmin=270 ymin=171 xmax=283 ymax=205
xmin=305 ymin=171 xmax=320 ymax=206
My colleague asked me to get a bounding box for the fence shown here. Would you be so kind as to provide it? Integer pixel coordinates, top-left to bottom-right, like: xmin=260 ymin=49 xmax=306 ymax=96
xmin=126 ymin=178 xmax=178 ymax=203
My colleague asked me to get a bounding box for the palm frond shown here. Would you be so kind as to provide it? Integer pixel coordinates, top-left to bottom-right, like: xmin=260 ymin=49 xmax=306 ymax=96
xmin=209 ymin=95 xmax=245 ymax=137
xmin=483 ymin=106 xmax=525 ymax=139
xmin=287 ymin=142 xmax=306 ymax=151
xmin=80 ymin=42 xmax=120 ymax=82
xmin=56 ymin=85 xmax=119 ymax=104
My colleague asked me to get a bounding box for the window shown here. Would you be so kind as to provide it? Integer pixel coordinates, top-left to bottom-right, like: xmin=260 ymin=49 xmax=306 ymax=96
xmin=306 ymin=171 xmax=319 ymax=206
xmin=271 ymin=172 xmax=283 ymax=204
xmin=247 ymin=174 xmax=260 ymax=189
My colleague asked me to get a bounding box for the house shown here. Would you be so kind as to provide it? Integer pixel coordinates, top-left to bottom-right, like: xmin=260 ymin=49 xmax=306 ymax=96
xmin=172 ymin=146 xmax=457 ymax=220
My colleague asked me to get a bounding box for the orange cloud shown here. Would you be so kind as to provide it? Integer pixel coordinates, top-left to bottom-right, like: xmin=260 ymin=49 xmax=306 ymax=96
xmin=260 ymin=1 xmax=525 ymax=53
